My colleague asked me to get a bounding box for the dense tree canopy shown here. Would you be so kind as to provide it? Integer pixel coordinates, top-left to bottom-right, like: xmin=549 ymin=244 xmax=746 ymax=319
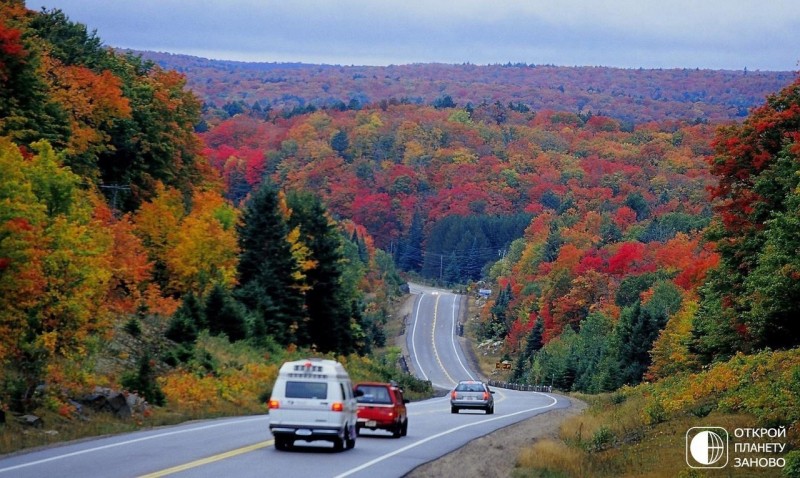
xmin=2 ymin=0 xmax=798 ymax=421
xmin=0 ymin=3 xmax=395 ymax=413
xmin=693 ymin=76 xmax=800 ymax=360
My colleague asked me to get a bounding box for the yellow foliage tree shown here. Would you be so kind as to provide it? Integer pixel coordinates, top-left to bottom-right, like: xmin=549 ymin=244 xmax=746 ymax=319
xmin=165 ymin=190 xmax=240 ymax=297
xmin=646 ymin=299 xmax=699 ymax=381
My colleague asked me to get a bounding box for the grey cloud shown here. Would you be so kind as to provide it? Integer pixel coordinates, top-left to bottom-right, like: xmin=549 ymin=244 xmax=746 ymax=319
xmin=30 ymin=0 xmax=800 ymax=70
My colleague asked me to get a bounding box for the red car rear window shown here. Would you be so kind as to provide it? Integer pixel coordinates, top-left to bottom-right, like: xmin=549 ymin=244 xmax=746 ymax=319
xmin=356 ymin=385 xmax=393 ymax=404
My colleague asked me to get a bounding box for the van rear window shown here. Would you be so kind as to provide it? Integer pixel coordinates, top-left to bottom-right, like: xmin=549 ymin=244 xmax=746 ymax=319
xmin=286 ymin=381 xmax=327 ymax=399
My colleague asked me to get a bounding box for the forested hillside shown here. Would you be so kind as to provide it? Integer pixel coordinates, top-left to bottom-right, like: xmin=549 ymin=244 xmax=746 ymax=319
xmin=140 ymin=50 xmax=794 ymax=124
xmin=492 ymin=76 xmax=800 ymax=394
xmin=514 ymin=77 xmax=800 ymax=477
xmin=181 ymin=48 xmax=800 ymax=469
xmin=200 ymin=104 xmax=718 ymax=289
xmin=0 ymin=2 xmax=408 ymax=431
xmin=2 ymin=1 xmax=799 ymax=466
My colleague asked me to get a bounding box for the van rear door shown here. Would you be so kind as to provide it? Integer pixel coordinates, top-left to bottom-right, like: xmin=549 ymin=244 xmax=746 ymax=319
xmin=278 ymin=380 xmax=342 ymax=427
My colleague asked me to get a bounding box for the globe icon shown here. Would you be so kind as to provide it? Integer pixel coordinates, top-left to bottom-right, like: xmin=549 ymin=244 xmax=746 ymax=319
xmin=690 ymin=430 xmax=725 ymax=465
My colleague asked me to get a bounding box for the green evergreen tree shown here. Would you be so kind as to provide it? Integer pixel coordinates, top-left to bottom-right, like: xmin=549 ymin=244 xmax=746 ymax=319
xmin=121 ymin=353 xmax=166 ymax=406
xmin=287 ymin=190 xmax=355 ymax=355
xmin=205 ymin=284 xmax=247 ymax=342
xmin=165 ymin=314 xmax=197 ymax=344
xmin=0 ymin=9 xmax=71 ymax=150
xmin=523 ymin=315 xmax=544 ymax=359
xmin=235 ymin=181 xmax=305 ymax=345
xmin=512 ymin=314 xmax=542 ymax=383
xmin=616 ymin=282 xmax=682 ymax=385
xmin=542 ymin=226 xmax=563 ymax=262
xmin=572 ymin=312 xmax=613 ymax=393
xmin=330 ymin=130 xmax=350 ymax=160
xmin=443 ymin=251 xmax=461 ymax=285
xmin=397 ymin=211 xmax=424 ymax=272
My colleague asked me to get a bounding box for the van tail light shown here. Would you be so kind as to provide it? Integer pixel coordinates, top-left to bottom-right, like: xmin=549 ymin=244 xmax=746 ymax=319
xmin=268 ymin=399 xmax=280 ymax=409
xmin=483 ymin=392 xmax=490 ymax=400
xmin=331 ymin=402 xmax=344 ymax=412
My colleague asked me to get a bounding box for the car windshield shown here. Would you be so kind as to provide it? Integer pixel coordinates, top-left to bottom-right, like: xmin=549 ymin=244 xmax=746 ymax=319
xmin=455 ymin=383 xmax=485 ymax=393
xmin=285 ymin=381 xmax=327 ymax=399
xmin=355 ymin=385 xmax=392 ymax=404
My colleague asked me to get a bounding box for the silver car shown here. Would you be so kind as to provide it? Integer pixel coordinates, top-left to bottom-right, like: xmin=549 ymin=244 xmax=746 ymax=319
xmin=450 ymin=380 xmax=495 ymax=414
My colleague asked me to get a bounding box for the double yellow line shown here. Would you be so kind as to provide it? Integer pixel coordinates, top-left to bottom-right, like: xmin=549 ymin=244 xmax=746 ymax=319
xmin=430 ymin=294 xmax=457 ymax=386
xmin=138 ymin=440 xmax=273 ymax=477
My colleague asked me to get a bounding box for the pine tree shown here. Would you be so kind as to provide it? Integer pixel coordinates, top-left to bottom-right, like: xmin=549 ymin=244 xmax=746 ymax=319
xmin=397 ymin=211 xmax=424 ymax=272
xmin=511 ymin=314 xmax=545 ymax=383
xmin=121 ymin=353 xmax=165 ymax=406
xmin=616 ymin=282 xmax=682 ymax=385
xmin=205 ymin=284 xmax=247 ymax=342
xmin=524 ymin=315 xmax=544 ymax=358
xmin=489 ymin=283 xmax=513 ymax=337
xmin=287 ymin=191 xmax=355 ymax=355
xmin=235 ymin=181 xmax=304 ymax=345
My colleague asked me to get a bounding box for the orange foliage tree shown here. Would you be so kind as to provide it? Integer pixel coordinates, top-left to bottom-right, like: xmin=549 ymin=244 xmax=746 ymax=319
xmin=0 ymin=140 xmax=116 ymax=410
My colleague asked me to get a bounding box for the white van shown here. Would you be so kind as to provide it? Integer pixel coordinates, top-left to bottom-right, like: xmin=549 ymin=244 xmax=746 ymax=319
xmin=268 ymin=358 xmax=359 ymax=451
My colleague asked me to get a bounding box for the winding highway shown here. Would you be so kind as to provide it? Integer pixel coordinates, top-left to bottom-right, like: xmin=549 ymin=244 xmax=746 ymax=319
xmin=406 ymin=283 xmax=475 ymax=390
xmin=0 ymin=285 xmax=572 ymax=478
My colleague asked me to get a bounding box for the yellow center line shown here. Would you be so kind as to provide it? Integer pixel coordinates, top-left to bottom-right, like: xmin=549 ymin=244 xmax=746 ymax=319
xmin=137 ymin=440 xmax=273 ymax=477
xmin=431 ymin=295 xmax=457 ymax=387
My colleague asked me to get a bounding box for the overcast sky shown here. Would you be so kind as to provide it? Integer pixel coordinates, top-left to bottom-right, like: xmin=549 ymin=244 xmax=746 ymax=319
xmin=28 ymin=0 xmax=800 ymax=70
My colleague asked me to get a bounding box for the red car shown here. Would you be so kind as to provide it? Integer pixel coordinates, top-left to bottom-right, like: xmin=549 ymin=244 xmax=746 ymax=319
xmin=354 ymin=382 xmax=409 ymax=438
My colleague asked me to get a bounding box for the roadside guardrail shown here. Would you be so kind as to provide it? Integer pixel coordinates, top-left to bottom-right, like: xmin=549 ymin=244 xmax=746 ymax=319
xmin=487 ymin=380 xmax=553 ymax=393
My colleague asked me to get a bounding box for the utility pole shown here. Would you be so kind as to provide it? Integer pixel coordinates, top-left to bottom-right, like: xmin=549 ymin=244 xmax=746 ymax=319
xmin=99 ymin=184 xmax=131 ymax=216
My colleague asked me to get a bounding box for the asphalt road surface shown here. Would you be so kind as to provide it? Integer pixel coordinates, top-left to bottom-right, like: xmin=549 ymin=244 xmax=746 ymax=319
xmin=0 ymin=285 xmax=571 ymax=478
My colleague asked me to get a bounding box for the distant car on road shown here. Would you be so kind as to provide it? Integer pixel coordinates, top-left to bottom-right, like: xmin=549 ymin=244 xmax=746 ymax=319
xmin=354 ymin=381 xmax=409 ymax=437
xmin=450 ymin=380 xmax=495 ymax=414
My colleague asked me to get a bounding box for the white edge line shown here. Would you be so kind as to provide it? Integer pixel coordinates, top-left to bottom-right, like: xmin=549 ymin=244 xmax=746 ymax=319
xmin=409 ymin=293 xmax=429 ymax=382
xmin=449 ymin=294 xmax=474 ymax=380
xmin=334 ymin=393 xmax=560 ymax=478
xmin=0 ymin=416 xmax=267 ymax=474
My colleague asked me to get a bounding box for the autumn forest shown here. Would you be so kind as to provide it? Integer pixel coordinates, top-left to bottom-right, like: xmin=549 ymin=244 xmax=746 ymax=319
xmin=1 ymin=1 xmax=800 ymax=464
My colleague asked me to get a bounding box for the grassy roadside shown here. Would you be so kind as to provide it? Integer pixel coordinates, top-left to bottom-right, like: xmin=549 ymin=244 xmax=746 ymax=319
xmin=459 ymin=287 xmax=800 ymax=477
xmin=511 ymin=348 xmax=800 ymax=477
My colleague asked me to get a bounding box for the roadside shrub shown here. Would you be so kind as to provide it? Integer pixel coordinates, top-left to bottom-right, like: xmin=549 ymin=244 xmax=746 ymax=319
xmin=784 ymin=450 xmax=800 ymax=478
xmin=121 ymin=354 xmax=166 ymax=406
xmin=689 ymin=401 xmax=715 ymax=418
xmin=644 ymin=399 xmax=667 ymax=424
xmin=590 ymin=425 xmax=614 ymax=452
xmin=124 ymin=318 xmax=142 ymax=337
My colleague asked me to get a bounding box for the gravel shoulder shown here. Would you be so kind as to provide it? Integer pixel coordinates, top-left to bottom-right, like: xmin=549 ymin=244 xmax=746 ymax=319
xmin=405 ymin=395 xmax=586 ymax=477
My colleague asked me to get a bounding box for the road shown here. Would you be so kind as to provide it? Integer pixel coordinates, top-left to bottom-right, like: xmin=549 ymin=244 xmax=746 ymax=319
xmin=406 ymin=283 xmax=475 ymax=390
xmin=0 ymin=285 xmax=571 ymax=478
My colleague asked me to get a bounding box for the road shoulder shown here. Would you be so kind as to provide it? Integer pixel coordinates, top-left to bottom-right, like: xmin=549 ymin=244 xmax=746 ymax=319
xmin=405 ymin=395 xmax=587 ymax=478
